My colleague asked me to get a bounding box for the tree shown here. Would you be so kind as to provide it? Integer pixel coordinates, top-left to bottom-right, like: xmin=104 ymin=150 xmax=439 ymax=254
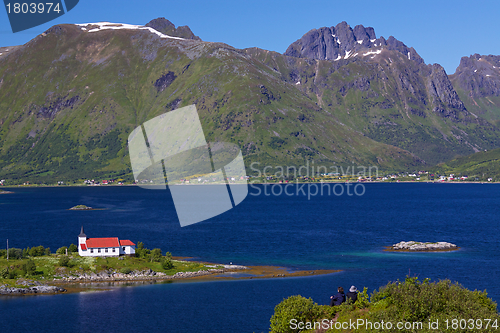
xmin=56 ymin=246 xmax=68 ymax=255
xmin=68 ymin=244 xmax=78 ymax=253
xmin=8 ymin=248 xmax=23 ymax=259
xmin=23 ymin=259 xmax=36 ymax=276
xmin=58 ymin=256 xmax=70 ymax=267
xmin=150 ymin=248 xmax=162 ymax=262
xmin=28 ymin=245 xmax=46 ymax=257
xmin=161 ymin=257 xmax=174 ymax=270
xmin=135 ymin=242 xmax=150 ymax=258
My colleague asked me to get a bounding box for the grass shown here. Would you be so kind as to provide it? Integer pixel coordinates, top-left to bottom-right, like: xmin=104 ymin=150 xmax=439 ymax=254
xmin=0 ymin=254 xmax=220 ymax=287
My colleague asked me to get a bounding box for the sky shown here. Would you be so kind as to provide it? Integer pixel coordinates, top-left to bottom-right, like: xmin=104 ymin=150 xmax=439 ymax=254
xmin=0 ymin=0 xmax=499 ymax=74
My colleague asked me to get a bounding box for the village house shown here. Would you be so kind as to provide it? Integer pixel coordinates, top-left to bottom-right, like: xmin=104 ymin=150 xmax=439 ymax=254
xmin=78 ymin=227 xmax=136 ymax=257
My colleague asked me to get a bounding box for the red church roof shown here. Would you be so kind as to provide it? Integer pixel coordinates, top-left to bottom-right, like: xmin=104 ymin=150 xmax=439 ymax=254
xmin=80 ymin=244 xmax=87 ymax=250
xmin=86 ymin=237 xmax=120 ymax=248
xmin=120 ymin=240 xmax=135 ymax=246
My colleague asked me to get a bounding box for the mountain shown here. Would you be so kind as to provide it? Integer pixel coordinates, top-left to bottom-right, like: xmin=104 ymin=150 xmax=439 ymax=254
xmin=450 ymin=54 xmax=500 ymax=126
xmin=145 ymin=17 xmax=201 ymax=40
xmin=280 ymin=22 xmax=500 ymax=164
xmin=0 ymin=19 xmax=499 ymax=183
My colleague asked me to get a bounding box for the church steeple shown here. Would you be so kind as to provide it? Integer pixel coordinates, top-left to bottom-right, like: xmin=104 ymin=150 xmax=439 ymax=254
xmin=78 ymin=226 xmax=87 ymax=238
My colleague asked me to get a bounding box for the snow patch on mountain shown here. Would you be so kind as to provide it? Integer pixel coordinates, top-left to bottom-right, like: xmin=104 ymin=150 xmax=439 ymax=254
xmin=75 ymin=22 xmax=185 ymax=40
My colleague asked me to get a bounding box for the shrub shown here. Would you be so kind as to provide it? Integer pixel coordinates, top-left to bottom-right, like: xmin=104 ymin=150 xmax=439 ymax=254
xmin=270 ymin=295 xmax=336 ymax=333
xmin=150 ymin=248 xmax=162 ymax=262
xmin=135 ymin=242 xmax=150 ymax=258
xmin=7 ymin=248 xmax=23 ymax=259
xmin=369 ymin=277 xmax=500 ymax=324
xmin=28 ymin=245 xmax=46 ymax=257
xmin=68 ymin=244 xmax=78 ymax=253
xmin=120 ymin=267 xmax=132 ymax=274
xmin=56 ymin=246 xmax=68 ymax=255
xmin=58 ymin=256 xmax=70 ymax=267
xmin=271 ymin=278 xmax=500 ymax=333
xmin=0 ymin=249 xmax=6 ymax=258
xmin=161 ymin=257 xmax=174 ymax=270
xmin=23 ymin=259 xmax=37 ymax=276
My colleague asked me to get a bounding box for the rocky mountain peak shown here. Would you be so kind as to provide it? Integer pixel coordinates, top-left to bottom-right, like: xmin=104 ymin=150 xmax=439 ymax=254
xmin=284 ymin=22 xmax=423 ymax=65
xmin=452 ymin=54 xmax=500 ymax=98
xmin=145 ymin=17 xmax=201 ymax=40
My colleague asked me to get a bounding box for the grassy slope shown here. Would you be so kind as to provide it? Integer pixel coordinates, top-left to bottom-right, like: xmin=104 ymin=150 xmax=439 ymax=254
xmin=431 ymin=147 xmax=500 ymax=180
xmin=0 ymin=25 xmax=424 ymax=183
xmin=1 ymin=24 xmax=500 ymax=183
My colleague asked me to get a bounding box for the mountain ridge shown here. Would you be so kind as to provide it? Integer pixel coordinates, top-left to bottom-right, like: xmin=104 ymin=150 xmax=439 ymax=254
xmin=0 ymin=19 xmax=499 ymax=183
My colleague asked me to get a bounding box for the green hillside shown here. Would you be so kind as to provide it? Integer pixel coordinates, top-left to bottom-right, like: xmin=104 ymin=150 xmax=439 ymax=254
xmin=431 ymin=148 xmax=500 ymax=180
xmin=1 ymin=21 xmax=500 ymax=184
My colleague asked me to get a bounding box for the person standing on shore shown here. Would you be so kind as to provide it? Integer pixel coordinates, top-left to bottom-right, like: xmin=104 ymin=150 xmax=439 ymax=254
xmin=346 ymin=286 xmax=358 ymax=303
xmin=330 ymin=286 xmax=345 ymax=306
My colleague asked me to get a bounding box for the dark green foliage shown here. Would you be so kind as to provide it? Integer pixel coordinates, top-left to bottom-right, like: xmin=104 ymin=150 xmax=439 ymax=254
xmin=68 ymin=244 xmax=78 ymax=253
xmin=161 ymin=257 xmax=174 ymax=270
xmin=369 ymin=277 xmax=499 ymax=325
xmin=270 ymin=295 xmax=336 ymax=333
xmin=0 ymin=249 xmax=6 ymax=258
xmin=150 ymin=248 xmax=162 ymax=262
xmin=45 ymin=247 xmax=51 ymax=255
xmin=28 ymin=245 xmax=47 ymax=257
xmin=120 ymin=267 xmax=132 ymax=274
xmin=56 ymin=246 xmax=68 ymax=255
xmin=7 ymin=248 xmax=23 ymax=260
xmin=58 ymin=256 xmax=70 ymax=267
xmin=23 ymin=259 xmax=37 ymax=276
xmin=0 ymin=267 xmax=9 ymax=278
xmin=270 ymin=277 xmax=500 ymax=333
xmin=268 ymin=137 xmax=288 ymax=149
xmin=135 ymin=242 xmax=150 ymax=259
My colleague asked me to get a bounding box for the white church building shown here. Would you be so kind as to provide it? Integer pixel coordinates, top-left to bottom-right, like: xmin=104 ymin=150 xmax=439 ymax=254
xmin=78 ymin=226 xmax=136 ymax=257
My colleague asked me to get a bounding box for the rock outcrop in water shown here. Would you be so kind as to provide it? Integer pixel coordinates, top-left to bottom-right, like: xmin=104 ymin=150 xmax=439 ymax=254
xmin=0 ymin=283 xmax=66 ymax=295
xmin=69 ymin=205 xmax=93 ymax=210
xmin=388 ymin=241 xmax=459 ymax=251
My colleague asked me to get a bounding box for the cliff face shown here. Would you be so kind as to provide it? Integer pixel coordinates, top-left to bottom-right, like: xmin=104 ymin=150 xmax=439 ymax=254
xmin=284 ymin=21 xmax=423 ymax=65
xmin=450 ymin=54 xmax=500 ymax=125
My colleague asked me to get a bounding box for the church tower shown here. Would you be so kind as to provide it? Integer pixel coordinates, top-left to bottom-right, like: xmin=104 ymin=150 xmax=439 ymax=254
xmin=78 ymin=226 xmax=87 ymax=245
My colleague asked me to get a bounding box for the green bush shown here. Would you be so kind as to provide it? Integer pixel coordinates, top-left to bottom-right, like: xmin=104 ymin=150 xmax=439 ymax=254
xmin=28 ymin=245 xmax=46 ymax=257
xmin=56 ymin=246 xmax=68 ymax=255
xmin=270 ymin=295 xmax=336 ymax=333
xmin=58 ymin=256 xmax=70 ymax=267
xmin=368 ymin=277 xmax=499 ymax=325
xmin=150 ymin=248 xmax=162 ymax=262
xmin=22 ymin=259 xmax=37 ymax=276
xmin=161 ymin=257 xmax=174 ymax=270
xmin=68 ymin=244 xmax=78 ymax=253
xmin=120 ymin=267 xmax=132 ymax=274
xmin=270 ymin=277 xmax=500 ymax=333
xmin=135 ymin=242 xmax=150 ymax=258
xmin=7 ymin=248 xmax=23 ymax=259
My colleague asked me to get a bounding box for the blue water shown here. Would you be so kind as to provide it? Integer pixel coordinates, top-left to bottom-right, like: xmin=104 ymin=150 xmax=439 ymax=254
xmin=0 ymin=183 xmax=499 ymax=332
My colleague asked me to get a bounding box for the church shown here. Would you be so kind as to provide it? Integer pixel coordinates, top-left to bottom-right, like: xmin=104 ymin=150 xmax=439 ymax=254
xmin=78 ymin=226 xmax=136 ymax=257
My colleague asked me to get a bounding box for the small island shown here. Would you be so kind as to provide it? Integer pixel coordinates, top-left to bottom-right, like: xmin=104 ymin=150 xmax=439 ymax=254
xmin=69 ymin=205 xmax=94 ymax=210
xmin=386 ymin=241 xmax=459 ymax=252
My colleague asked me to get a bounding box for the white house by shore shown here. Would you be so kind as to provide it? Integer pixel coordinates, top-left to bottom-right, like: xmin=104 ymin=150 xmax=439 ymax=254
xmin=78 ymin=227 xmax=136 ymax=257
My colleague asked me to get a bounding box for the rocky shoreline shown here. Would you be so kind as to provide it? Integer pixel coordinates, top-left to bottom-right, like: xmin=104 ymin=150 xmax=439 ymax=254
xmin=387 ymin=241 xmax=459 ymax=252
xmin=53 ymin=265 xmax=247 ymax=283
xmin=1 ymin=280 xmax=66 ymax=295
